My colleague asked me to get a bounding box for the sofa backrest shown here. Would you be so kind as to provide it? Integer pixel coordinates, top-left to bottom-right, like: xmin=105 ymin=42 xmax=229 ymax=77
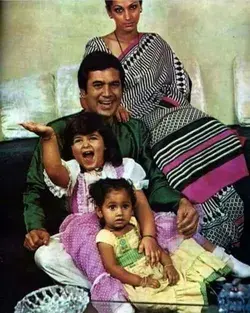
xmin=234 ymin=56 xmax=250 ymax=126
xmin=0 ymin=59 xmax=207 ymax=142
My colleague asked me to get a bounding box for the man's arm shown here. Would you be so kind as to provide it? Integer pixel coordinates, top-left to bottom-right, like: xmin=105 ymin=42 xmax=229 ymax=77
xmin=23 ymin=141 xmax=48 ymax=231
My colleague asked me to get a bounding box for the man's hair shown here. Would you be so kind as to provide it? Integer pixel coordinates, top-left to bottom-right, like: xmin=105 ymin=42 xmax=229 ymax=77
xmin=64 ymin=112 xmax=122 ymax=167
xmin=78 ymin=51 xmax=125 ymax=92
xmin=89 ymin=178 xmax=136 ymax=208
xmin=105 ymin=0 xmax=143 ymax=11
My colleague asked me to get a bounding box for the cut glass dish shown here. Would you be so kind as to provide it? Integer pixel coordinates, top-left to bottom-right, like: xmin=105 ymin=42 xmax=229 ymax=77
xmin=14 ymin=285 xmax=89 ymax=313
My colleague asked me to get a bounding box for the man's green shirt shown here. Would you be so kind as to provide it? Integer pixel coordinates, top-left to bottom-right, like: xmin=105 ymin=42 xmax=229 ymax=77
xmin=23 ymin=112 xmax=181 ymax=231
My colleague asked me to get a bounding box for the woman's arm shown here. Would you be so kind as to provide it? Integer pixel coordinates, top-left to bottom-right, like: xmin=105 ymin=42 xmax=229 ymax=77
xmin=20 ymin=122 xmax=69 ymax=188
xmin=97 ymin=242 xmax=142 ymax=286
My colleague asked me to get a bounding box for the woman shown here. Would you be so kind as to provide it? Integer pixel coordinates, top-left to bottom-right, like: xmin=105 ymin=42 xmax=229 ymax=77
xmin=83 ymin=0 xmax=249 ymax=249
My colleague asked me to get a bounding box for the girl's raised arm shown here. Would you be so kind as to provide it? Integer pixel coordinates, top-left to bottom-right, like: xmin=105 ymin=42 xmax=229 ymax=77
xmin=20 ymin=122 xmax=70 ymax=188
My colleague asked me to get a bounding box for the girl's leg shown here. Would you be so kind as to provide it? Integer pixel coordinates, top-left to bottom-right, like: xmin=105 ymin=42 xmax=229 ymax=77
xmin=201 ymin=239 xmax=250 ymax=278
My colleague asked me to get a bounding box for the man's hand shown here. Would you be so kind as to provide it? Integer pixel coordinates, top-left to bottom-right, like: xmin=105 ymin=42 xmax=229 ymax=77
xmin=139 ymin=237 xmax=161 ymax=267
xmin=177 ymin=198 xmax=198 ymax=238
xmin=115 ymin=105 xmax=130 ymax=122
xmin=24 ymin=229 xmax=50 ymax=251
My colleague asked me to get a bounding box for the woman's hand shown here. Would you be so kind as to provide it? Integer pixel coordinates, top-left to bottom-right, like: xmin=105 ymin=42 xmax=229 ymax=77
xmin=115 ymin=105 xmax=130 ymax=122
xmin=139 ymin=237 xmax=161 ymax=267
xmin=20 ymin=122 xmax=54 ymax=139
xmin=163 ymin=264 xmax=179 ymax=285
xmin=140 ymin=275 xmax=160 ymax=289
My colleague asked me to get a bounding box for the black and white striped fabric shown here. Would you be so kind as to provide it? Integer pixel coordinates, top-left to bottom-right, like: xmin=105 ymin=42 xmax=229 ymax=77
xmin=83 ymin=33 xmax=246 ymax=249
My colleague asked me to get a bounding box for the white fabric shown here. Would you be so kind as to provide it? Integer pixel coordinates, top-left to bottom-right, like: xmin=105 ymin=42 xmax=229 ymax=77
xmin=234 ymin=56 xmax=250 ymax=126
xmin=182 ymin=58 xmax=207 ymax=113
xmin=43 ymin=157 xmax=149 ymax=198
xmin=0 ymin=73 xmax=57 ymax=141
xmin=121 ymin=158 xmax=149 ymax=190
xmin=43 ymin=159 xmax=80 ymax=198
xmin=213 ymin=246 xmax=250 ymax=278
xmin=55 ymin=64 xmax=81 ymax=118
xmin=34 ymin=233 xmax=91 ymax=288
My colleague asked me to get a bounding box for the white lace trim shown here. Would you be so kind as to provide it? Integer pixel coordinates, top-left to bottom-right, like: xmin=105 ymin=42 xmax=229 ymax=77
xmin=43 ymin=159 xmax=80 ymax=198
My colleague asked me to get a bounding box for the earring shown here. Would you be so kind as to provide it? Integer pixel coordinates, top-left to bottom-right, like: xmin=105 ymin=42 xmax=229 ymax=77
xmin=140 ymin=9 xmax=142 ymax=13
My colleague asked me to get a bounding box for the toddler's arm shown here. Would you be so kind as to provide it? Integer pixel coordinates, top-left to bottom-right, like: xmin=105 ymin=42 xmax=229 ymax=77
xmin=97 ymin=242 xmax=160 ymax=288
xmin=20 ymin=122 xmax=70 ymax=188
xmin=160 ymin=249 xmax=179 ymax=285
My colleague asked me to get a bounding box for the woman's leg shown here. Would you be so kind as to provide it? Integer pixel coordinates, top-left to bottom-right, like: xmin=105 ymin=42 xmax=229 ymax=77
xmin=200 ymin=185 xmax=244 ymax=249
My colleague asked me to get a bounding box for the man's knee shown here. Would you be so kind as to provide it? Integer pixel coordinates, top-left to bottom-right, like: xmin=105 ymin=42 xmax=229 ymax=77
xmin=34 ymin=237 xmax=63 ymax=270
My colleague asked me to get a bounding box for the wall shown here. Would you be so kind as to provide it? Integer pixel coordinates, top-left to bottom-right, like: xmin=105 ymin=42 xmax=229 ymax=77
xmin=1 ymin=0 xmax=250 ymax=124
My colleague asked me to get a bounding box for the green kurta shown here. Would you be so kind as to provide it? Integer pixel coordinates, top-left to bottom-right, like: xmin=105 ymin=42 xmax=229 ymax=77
xmin=23 ymin=112 xmax=181 ymax=231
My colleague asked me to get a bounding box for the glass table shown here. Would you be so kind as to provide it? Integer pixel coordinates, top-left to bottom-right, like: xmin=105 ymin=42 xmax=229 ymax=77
xmin=86 ymin=301 xmax=219 ymax=312
xmin=14 ymin=284 xmax=219 ymax=313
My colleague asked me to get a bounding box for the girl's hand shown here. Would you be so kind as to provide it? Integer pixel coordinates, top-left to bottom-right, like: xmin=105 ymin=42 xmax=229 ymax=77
xmin=139 ymin=237 xmax=161 ymax=267
xmin=20 ymin=122 xmax=54 ymax=139
xmin=163 ymin=264 xmax=179 ymax=285
xmin=140 ymin=275 xmax=160 ymax=289
xmin=115 ymin=105 xmax=130 ymax=122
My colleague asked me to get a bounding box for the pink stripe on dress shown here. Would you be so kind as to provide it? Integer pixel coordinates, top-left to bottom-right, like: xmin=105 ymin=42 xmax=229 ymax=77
xmin=163 ymin=130 xmax=235 ymax=173
xmin=182 ymin=155 xmax=249 ymax=203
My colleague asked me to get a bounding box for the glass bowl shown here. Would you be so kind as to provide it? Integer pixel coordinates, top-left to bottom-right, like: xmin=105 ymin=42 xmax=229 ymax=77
xmin=14 ymin=285 xmax=89 ymax=313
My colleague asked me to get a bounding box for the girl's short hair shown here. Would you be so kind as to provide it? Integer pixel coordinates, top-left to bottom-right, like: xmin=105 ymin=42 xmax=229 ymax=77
xmin=89 ymin=178 xmax=136 ymax=208
xmin=105 ymin=0 xmax=143 ymax=12
xmin=63 ymin=112 xmax=122 ymax=168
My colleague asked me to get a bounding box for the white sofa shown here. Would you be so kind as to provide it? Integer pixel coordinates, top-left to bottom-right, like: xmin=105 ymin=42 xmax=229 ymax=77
xmin=1 ymin=57 xmax=249 ymax=142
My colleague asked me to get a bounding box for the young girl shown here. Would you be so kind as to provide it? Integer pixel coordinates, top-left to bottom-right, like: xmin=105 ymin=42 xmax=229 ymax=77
xmin=21 ymin=112 xmax=250 ymax=313
xmin=91 ymin=178 xmax=229 ymax=312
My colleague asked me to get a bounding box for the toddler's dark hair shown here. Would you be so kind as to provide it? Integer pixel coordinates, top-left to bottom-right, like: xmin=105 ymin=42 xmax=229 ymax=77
xmin=89 ymin=178 xmax=136 ymax=208
xmin=63 ymin=112 xmax=122 ymax=167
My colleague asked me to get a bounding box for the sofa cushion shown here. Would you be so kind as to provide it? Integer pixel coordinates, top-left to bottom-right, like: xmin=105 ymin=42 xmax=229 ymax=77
xmin=234 ymin=57 xmax=250 ymax=126
xmin=55 ymin=64 xmax=82 ymax=118
xmin=0 ymin=73 xmax=57 ymax=141
xmin=182 ymin=58 xmax=206 ymax=112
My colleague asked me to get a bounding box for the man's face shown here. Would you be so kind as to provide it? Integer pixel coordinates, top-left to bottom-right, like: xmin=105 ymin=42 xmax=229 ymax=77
xmin=82 ymin=68 xmax=122 ymax=119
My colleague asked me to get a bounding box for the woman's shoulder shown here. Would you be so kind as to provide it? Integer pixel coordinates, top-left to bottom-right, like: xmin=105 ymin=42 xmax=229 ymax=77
xmin=85 ymin=36 xmax=104 ymax=47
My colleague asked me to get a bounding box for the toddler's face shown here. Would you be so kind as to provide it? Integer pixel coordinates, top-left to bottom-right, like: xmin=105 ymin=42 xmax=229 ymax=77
xmin=97 ymin=188 xmax=133 ymax=231
xmin=71 ymin=131 xmax=105 ymax=171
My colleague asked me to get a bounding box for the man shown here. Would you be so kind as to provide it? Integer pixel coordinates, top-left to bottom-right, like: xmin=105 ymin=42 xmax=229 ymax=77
xmin=23 ymin=51 xmax=198 ymax=288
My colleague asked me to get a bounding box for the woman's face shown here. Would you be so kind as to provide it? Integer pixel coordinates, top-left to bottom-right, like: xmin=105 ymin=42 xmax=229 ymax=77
xmin=71 ymin=131 xmax=105 ymax=171
xmin=108 ymin=0 xmax=141 ymax=33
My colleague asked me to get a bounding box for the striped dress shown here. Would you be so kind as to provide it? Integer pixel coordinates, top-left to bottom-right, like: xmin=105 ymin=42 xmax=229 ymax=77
xmin=84 ymin=33 xmax=249 ymax=249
